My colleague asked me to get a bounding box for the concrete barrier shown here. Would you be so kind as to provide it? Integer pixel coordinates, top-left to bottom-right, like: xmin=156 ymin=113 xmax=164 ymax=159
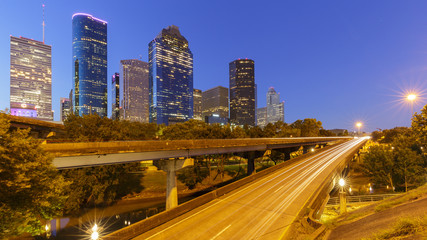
xmin=105 ymin=141 xmax=346 ymax=239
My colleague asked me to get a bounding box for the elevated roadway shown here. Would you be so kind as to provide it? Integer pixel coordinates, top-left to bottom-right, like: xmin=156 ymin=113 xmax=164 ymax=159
xmin=126 ymin=138 xmax=367 ymax=240
xmin=42 ymin=137 xmax=349 ymax=169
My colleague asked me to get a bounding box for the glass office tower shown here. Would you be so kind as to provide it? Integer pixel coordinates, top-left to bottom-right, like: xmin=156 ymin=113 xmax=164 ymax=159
xmin=229 ymin=59 xmax=256 ymax=126
xmin=149 ymin=25 xmax=193 ymax=125
xmin=193 ymin=89 xmax=202 ymax=121
xmin=111 ymin=73 xmax=120 ymax=120
xmin=266 ymin=87 xmax=284 ymax=124
xmin=120 ymin=59 xmax=149 ymax=122
xmin=10 ymin=36 xmax=52 ymax=120
xmin=72 ymin=13 xmax=108 ymax=117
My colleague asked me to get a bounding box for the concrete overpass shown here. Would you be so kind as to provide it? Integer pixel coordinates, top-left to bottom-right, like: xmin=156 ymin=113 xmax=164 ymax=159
xmin=42 ymin=137 xmax=349 ymax=210
xmin=5 ymin=114 xmax=65 ymax=138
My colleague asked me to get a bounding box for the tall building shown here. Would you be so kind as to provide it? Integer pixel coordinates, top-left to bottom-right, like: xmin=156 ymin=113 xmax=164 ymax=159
xmin=60 ymin=97 xmax=71 ymax=121
xmin=193 ymin=89 xmax=202 ymax=121
xmin=111 ymin=73 xmax=120 ymax=120
xmin=10 ymin=36 xmax=52 ymax=120
xmin=149 ymin=25 xmax=193 ymax=125
xmin=266 ymin=87 xmax=284 ymax=124
xmin=257 ymin=107 xmax=267 ymax=127
xmin=120 ymin=59 xmax=149 ymax=122
xmin=229 ymin=59 xmax=256 ymax=126
xmin=72 ymin=13 xmax=108 ymax=117
xmin=202 ymin=86 xmax=229 ymax=119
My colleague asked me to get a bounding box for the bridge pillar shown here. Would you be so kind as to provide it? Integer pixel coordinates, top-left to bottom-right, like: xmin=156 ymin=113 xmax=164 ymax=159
xmin=275 ymin=147 xmax=299 ymax=161
xmin=241 ymin=151 xmax=265 ymax=175
xmin=154 ymin=158 xmax=194 ymax=210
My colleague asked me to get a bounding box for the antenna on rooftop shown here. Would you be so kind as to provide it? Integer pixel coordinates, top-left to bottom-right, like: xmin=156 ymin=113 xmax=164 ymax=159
xmin=42 ymin=3 xmax=45 ymax=43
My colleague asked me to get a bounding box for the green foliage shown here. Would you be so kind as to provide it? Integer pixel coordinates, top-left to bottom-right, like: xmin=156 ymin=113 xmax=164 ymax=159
xmin=290 ymin=118 xmax=324 ymax=137
xmin=63 ymin=113 xmax=159 ymax=141
xmin=61 ymin=163 xmax=143 ymax=215
xmin=177 ymin=158 xmax=209 ymax=189
xmin=0 ymin=113 xmax=68 ymax=238
xmin=363 ymin=145 xmax=396 ymax=189
xmin=367 ymin=215 xmax=427 ymax=239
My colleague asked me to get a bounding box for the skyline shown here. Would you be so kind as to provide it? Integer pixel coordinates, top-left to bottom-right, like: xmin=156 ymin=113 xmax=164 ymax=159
xmin=1 ymin=0 xmax=427 ymax=131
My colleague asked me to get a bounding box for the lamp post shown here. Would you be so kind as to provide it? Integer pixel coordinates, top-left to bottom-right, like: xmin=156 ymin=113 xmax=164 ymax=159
xmin=407 ymin=94 xmax=416 ymax=116
xmin=339 ymin=178 xmax=347 ymax=214
xmin=356 ymin=122 xmax=362 ymax=136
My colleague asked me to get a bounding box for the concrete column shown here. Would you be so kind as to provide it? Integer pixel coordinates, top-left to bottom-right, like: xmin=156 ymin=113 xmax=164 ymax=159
xmin=154 ymin=158 xmax=194 ymax=210
xmin=166 ymin=169 xmax=178 ymax=210
xmin=339 ymin=191 xmax=347 ymax=214
xmin=56 ymin=218 xmax=61 ymax=233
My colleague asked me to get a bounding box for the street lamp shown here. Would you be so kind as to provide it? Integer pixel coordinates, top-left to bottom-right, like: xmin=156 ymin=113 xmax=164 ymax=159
xmin=339 ymin=178 xmax=347 ymax=214
xmin=356 ymin=122 xmax=362 ymax=136
xmin=91 ymin=224 xmax=99 ymax=240
xmin=407 ymin=94 xmax=416 ymax=116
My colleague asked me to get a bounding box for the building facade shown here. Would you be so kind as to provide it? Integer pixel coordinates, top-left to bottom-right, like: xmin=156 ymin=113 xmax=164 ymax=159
xmin=111 ymin=73 xmax=120 ymax=120
xmin=229 ymin=59 xmax=256 ymax=126
xmin=10 ymin=36 xmax=52 ymax=120
xmin=257 ymin=107 xmax=267 ymax=127
xmin=193 ymin=89 xmax=202 ymax=121
xmin=149 ymin=25 xmax=193 ymax=125
xmin=266 ymin=87 xmax=284 ymax=124
xmin=202 ymin=86 xmax=229 ymax=120
xmin=72 ymin=13 xmax=108 ymax=117
xmin=60 ymin=98 xmax=71 ymax=121
xmin=120 ymin=59 xmax=149 ymax=122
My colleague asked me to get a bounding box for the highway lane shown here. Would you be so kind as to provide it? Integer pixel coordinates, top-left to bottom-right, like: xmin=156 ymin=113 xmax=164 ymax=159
xmin=133 ymin=138 xmax=366 ymax=240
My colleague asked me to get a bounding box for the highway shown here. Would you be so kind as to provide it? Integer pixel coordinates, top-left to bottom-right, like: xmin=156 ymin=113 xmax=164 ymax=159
xmin=133 ymin=138 xmax=366 ymax=240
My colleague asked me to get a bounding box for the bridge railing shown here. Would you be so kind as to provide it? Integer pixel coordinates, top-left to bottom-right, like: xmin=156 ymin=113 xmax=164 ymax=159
xmin=327 ymin=193 xmax=400 ymax=205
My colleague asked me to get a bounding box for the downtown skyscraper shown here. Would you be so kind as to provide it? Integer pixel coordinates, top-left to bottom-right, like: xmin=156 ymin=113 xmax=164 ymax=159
xmin=111 ymin=73 xmax=120 ymax=120
xmin=266 ymin=87 xmax=284 ymax=123
xmin=149 ymin=25 xmax=193 ymax=125
xmin=72 ymin=13 xmax=108 ymax=117
xmin=10 ymin=36 xmax=52 ymax=120
xmin=202 ymin=86 xmax=229 ymax=118
xmin=120 ymin=59 xmax=149 ymax=122
xmin=229 ymin=59 xmax=256 ymax=126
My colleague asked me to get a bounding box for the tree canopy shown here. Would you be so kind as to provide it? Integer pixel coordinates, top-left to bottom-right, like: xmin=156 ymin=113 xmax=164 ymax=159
xmin=0 ymin=113 xmax=68 ymax=238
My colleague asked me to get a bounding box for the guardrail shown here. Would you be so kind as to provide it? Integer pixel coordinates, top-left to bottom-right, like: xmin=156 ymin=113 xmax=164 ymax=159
xmin=327 ymin=194 xmax=400 ymax=205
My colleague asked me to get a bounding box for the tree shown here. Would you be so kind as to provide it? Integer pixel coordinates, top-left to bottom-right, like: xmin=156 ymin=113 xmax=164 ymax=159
xmin=61 ymin=163 xmax=143 ymax=215
xmin=412 ymin=104 xmax=427 ymax=153
xmin=0 ymin=113 xmax=68 ymax=238
xmin=291 ymin=118 xmax=323 ymax=137
xmin=177 ymin=157 xmax=209 ymax=189
xmin=362 ymin=145 xmax=395 ymax=190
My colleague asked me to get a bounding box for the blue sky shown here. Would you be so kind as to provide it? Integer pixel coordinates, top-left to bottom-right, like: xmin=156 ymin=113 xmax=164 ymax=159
xmin=1 ymin=0 xmax=426 ymax=131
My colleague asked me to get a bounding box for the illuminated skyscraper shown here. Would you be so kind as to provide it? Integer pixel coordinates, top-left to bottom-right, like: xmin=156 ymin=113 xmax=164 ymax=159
xmin=111 ymin=73 xmax=120 ymax=120
xmin=120 ymin=59 xmax=149 ymax=122
xmin=10 ymin=36 xmax=52 ymax=120
xmin=257 ymin=107 xmax=267 ymax=127
xmin=193 ymin=89 xmax=202 ymax=121
xmin=229 ymin=59 xmax=255 ymax=126
xmin=266 ymin=87 xmax=284 ymax=124
xmin=149 ymin=25 xmax=193 ymax=125
xmin=72 ymin=13 xmax=108 ymax=117
xmin=202 ymin=86 xmax=229 ymax=119
xmin=60 ymin=97 xmax=71 ymax=121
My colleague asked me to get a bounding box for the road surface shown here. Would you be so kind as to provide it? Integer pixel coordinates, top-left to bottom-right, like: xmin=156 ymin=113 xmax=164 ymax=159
xmin=134 ymin=138 xmax=366 ymax=240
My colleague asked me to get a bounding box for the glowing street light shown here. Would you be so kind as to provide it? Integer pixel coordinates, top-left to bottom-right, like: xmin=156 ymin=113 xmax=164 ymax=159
xmin=356 ymin=122 xmax=362 ymax=136
xmin=91 ymin=224 xmax=99 ymax=240
xmin=407 ymin=94 xmax=417 ymax=116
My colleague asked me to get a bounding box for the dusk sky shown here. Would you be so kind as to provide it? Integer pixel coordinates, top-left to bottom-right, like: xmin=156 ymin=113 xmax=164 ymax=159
xmin=1 ymin=0 xmax=426 ymax=132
